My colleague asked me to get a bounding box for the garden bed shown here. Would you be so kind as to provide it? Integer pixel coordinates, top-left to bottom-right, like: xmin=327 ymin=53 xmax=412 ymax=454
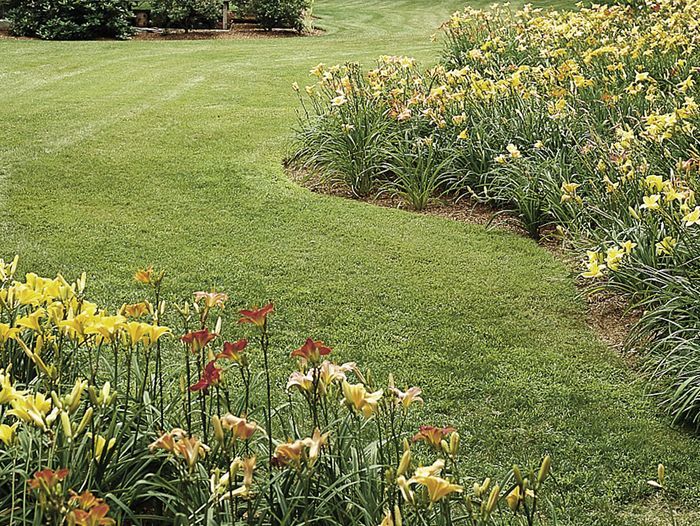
xmin=132 ymin=24 xmax=321 ymax=40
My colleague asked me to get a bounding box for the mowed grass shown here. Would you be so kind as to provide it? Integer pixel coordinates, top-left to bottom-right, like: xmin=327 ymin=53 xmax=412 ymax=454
xmin=1 ymin=1 xmax=699 ymax=524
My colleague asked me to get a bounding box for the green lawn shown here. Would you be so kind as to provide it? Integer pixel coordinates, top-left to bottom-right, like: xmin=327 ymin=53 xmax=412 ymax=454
xmin=1 ymin=1 xmax=699 ymax=524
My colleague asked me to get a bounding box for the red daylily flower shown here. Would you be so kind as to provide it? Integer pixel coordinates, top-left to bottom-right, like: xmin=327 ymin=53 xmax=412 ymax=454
xmin=238 ymin=303 xmax=274 ymax=328
xmin=291 ymin=338 xmax=332 ymax=364
xmin=412 ymin=426 xmax=456 ymax=448
xmin=181 ymin=328 xmax=217 ymax=353
xmin=216 ymin=338 xmax=248 ymax=363
xmin=190 ymin=361 xmax=222 ymax=392
xmin=29 ymin=467 xmax=70 ymax=490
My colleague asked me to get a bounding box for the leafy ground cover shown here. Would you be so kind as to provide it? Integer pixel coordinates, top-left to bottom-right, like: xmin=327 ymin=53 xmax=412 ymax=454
xmin=1 ymin=1 xmax=699 ymax=524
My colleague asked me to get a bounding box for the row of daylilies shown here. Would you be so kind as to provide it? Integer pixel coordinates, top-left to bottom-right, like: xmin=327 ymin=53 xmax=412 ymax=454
xmin=0 ymin=257 xmax=554 ymax=524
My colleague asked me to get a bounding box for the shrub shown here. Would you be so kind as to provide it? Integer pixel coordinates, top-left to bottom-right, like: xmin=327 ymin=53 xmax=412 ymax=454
xmin=5 ymin=0 xmax=133 ymax=40
xmin=248 ymin=0 xmax=309 ymax=32
xmin=151 ymin=0 xmax=221 ymax=31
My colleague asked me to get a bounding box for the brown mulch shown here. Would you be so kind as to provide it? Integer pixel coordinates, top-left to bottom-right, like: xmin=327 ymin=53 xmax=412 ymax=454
xmin=132 ymin=25 xmax=322 ymax=40
xmin=288 ymin=163 xmax=641 ymax=350
xmin=0 ymin=25 xmax=322 ymax=41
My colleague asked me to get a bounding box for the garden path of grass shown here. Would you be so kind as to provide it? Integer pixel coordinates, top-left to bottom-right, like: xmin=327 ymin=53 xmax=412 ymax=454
xmin=1 ymin=1 xmax=699 ymax=524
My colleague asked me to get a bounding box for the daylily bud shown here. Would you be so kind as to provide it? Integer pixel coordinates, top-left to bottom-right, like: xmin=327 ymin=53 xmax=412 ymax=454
xmin=51 ymin=391 xmax=63 ymax=410
xmin=212 ymin=415 xmax=224 ymax=445
xmin=76 ymin=407 xmax=94 ymax=436
xmin=477 ymin=477 xmax=491 ymax=497
xmin=449 ymin=431 xmax=460 ymax=456
xmin=35 ymin=335 xmax=44 ymax=356
xmin=214 ymin=317 xmax=222 ymax=336
xmin=46 ymin=407 xmax=60 ymax=426
xmin=60 ymin=411 xmax=73 ymax=441
xmin=17 ymin=339 xmax=33 ymax=358
xmin=513 ymin=465 xmax=524 ymax=486
xmin=658 ymin=463 xmax=665 ymax=485
xmin=397 ymin=448 xmax=411 ymax=477
xmin=537 ymin=455 xmax=551 ymax=485
xmin=77 ymin=272 xmax=87 ymax=294
xmin=486 ymin=484 xmax=500 ymax=514
xmin=385 ymin=467 xmax=395 ymax=484
xmin=66 ymin=379 xmax=87 ymax=413
xmin=402 ymin=437 xmax=410 ymax=453
xmin=440 ymin=439 xmax=449 ymax=454
xmin=393 ymin=505 xmax=402 ymax=526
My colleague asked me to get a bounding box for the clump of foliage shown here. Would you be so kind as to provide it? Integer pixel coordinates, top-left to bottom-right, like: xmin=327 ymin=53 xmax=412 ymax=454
xmin=246 ymin=0 xmax=310 ymax=32
xmin=150 ymin=0 xmax=221 ymax=32
xmin=5 ymin=0 xmax=133 ymax=40
xmin=291 ymin=0 xmax=700 ymax=426
xmin=0 ymin=256 xmax=562 ymax=524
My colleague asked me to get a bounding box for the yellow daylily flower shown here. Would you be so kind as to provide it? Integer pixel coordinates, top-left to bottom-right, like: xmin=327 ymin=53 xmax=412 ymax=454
xmin=621 ymin=240 xmax=637 ymax=253
xmin=682 ymin=206 xmax=700 ymax=226
xmin=15 ymin=308 xmax=46 ymax=333
xmin=119 ymin=321 xmax=149 ymax=347
xmin=143 ymin=324 xmax=171 ymax=347
xmin=506 ymin=485 xmax=521 ymax=511
xmin=640 ymin=194 xmax=661 ymax=211
xmin=645 ymin=175 xmax=664 ymax=192
xmin=655 ymin=236 xmax=677 ymax=256
xmin=8 ymin=392 xmax=53 ymax=430
xmin=0 ymin=324 xmax=20 ymax=345
xmin=605 ymin=247 xmax=625 ymax=271
xmin=0 ymin=369 xmax=24 ymax=405
xmin=0 ymin=423 xmax=18 ymax=446
xmin=506 ymin=143 xmax=522 ymax=158
xmin=341 ymin=381 xmax=383 ymax=418
xmin=582 ymin=259 xmax=605 ymax=279
xmin=85 ymin=315 xmax=126 ymax=344
xmin=410 ymin=475 xmax=463 ymax=502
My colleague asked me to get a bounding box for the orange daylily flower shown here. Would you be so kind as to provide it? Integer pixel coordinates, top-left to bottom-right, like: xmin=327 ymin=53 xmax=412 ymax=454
xmin=119 ymin=302 xmax=151 ymax=319
xmin=412 ymin=426 xmax=455 ymax=448
xmin=221 ymin=414 xmax=258 ymax=440
xmin=181 ymin=328 xmax=217 ymax=353
xmin=291 ymin=338 xmax=332 ymax=364
xmin=70 ymin=504 xmax=115 ymax=526
xmin=29 ymin=467 xmax=69 ymax=491
xmin=69 ymin=490 xmax=102 ymax=511
xmin=134 ymin=266 xmax=164 ymax=286
xmin=238 ymin=303 xmax=274 ymax=328
xmin=149 ymin=428 xmax=187 ymax=454
xmin=272 ymin=439 xmax=306 ymax=468
xmin=176 ymin=436 xmax=209 ymax=471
